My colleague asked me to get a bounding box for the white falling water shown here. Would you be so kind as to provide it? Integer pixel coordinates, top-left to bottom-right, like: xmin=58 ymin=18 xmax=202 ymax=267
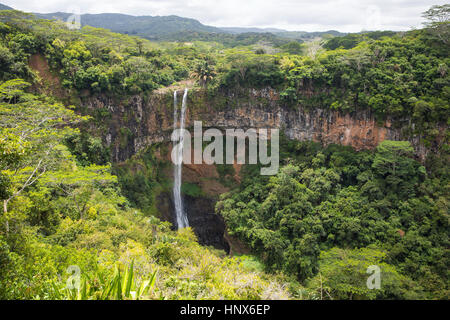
xmin=173 ymin=91 xmax=178 ymax=129
xmin=173 ymin=89 xmax=189 ymax=229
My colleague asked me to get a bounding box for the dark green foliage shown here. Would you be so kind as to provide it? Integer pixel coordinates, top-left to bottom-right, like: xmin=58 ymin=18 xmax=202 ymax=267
xmin=323 ymin=33 xmax=365 ymax=50
xmin=0 ymin=37 xmax=31 ymax=80
xmin=65 ymin=131 xmax=110 ymax=166
xmin=219 ymin=29 xmax=449 ymax=136
xmin=307 ymin=247 xmax=422 ymax=300
xmin=280 ymin=41 xmax=304 ymax=54
xmin=163 ymin=31 xmax=296 ymax=47
xmin=370 ymin=141 xmax=424 ymax=200
xmin=113 ymin=146 xmax=168 ymax=216
xmin=0 ymin=11 xmax=197 ymax=95
xmin=217 ymin=140 xmax=449 ymax=298
xmin=0 ymin=5 xmax=448 ymax=300
xmin=181 ymin=182 xmax=204 ymax=198
xmin=323 ymin=31 xmax=396 ymax=50
xmin=221 ymin=55 xmax=284 ymax=88
xmin=0 ymin=172 xmax=11 ymax=200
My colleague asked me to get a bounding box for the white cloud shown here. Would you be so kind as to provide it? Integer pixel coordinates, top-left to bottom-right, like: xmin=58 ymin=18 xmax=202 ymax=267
xmin=2 ymin=0 xmax=447 ymax=32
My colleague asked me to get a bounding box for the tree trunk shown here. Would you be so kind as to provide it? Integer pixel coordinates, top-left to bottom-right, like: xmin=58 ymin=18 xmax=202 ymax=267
xmin=3 ymin=199 xmax=9 ymax=234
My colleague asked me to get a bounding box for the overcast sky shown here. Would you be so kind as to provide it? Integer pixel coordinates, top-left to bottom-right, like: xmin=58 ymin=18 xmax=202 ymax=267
xmin=2 ymin=0 xmax=448 ymax=32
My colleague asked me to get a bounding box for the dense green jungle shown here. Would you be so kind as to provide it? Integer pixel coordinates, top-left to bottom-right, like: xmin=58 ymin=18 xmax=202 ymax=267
xmin=0 ymin=4 xmax=448 ymax=300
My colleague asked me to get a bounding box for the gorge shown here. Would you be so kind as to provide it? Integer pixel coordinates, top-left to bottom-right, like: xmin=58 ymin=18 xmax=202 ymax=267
xmin=2 ymin=4 xmax=448 ymax=299
xmin=78 ymin=87 xmax=444 ymax=251
xmin=83 ymin=88 xmax=438 ymax=164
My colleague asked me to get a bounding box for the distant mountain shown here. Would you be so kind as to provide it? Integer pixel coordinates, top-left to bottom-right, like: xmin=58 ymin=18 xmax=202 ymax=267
xmin=161 ymin=30 xmax=295 ymax=47
xmin=34 ymin=12 xmax=223 ymax=40
xmin=0 ymin=3 xmax=14 ymax=10
xmin=221 ymin=27 xmax=346 ymax=40
xmin=274 ymin=30 xmax=346 ymax=40
xmin=221 ymin=27 xmax=287 ymax=33
xmin=0 ymin=3 xmax=348 ymax=43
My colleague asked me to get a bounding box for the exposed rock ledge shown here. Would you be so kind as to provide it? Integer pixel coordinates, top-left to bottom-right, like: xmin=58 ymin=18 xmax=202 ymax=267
xmin=81 ymin=87 xmax=443 ymax=251
xmin=81 ymin=87 xmax=432 ymax=163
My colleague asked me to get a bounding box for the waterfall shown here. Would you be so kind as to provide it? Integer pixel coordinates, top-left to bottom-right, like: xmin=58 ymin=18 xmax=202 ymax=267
xmin=173 ymin=89 xmax=189 ymax=229
xmin=173 ymin=91 xmax=178 ymax=129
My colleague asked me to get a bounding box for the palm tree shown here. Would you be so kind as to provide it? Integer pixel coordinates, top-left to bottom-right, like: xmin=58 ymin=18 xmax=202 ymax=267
xmin=191 ymin=59 xmax=216 ymax=88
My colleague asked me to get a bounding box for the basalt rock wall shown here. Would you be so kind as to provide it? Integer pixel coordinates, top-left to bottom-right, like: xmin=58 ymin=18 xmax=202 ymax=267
xmin=81 ymin=88 xmax=428 ymax=163
xmin=81 ymin=87 xmax=435 ymax=252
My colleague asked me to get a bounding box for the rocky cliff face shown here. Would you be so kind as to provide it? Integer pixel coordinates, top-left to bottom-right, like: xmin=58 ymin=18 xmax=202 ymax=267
xmin=30 ymin=54 xmax=442 ymax=253
xmin=155 ymin=191 xmax=230 ymax=252
xmin=81 ymin=87 xmax=436 ymax=251
xmin=81 ymin=87 xmax=429 ymax=163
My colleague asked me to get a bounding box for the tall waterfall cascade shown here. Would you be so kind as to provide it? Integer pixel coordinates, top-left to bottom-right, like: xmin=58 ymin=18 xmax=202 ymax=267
xmin=173 ymin=89 xmax=189 ymax=229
